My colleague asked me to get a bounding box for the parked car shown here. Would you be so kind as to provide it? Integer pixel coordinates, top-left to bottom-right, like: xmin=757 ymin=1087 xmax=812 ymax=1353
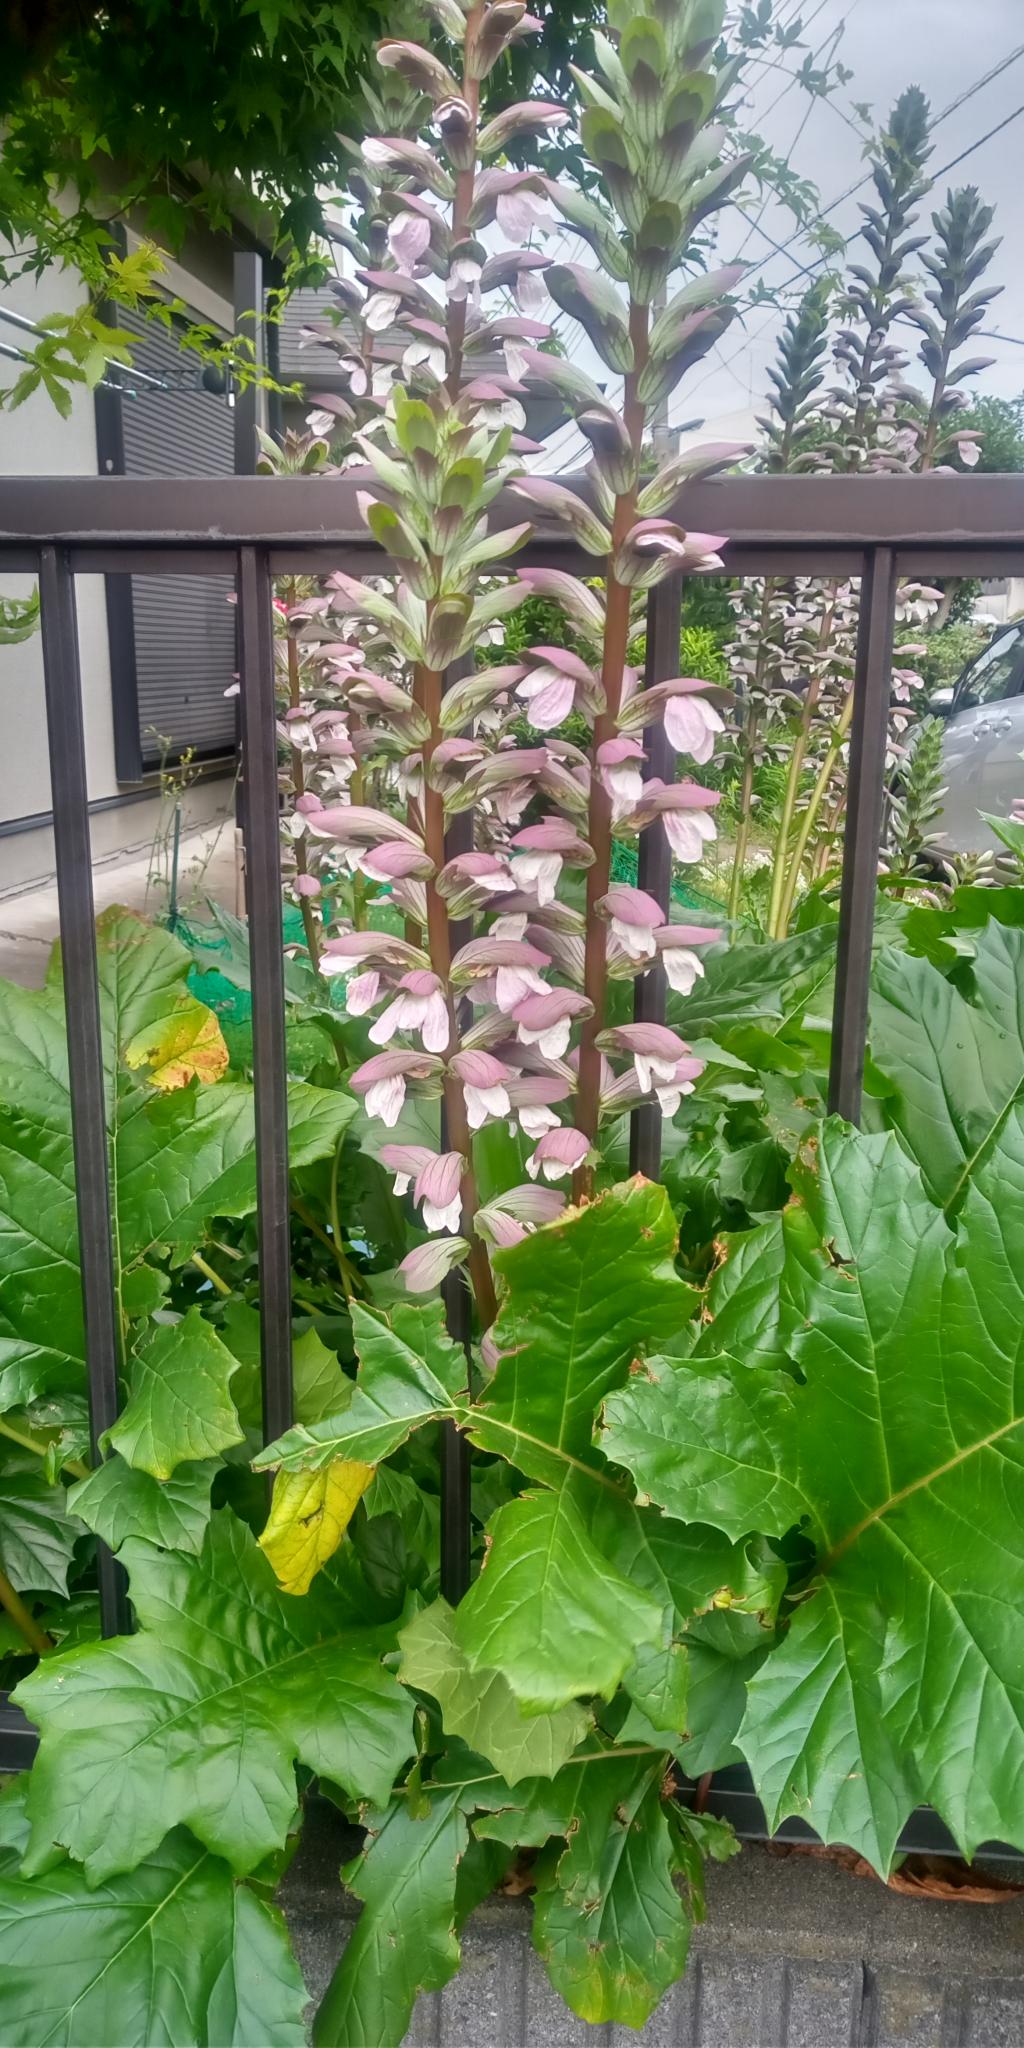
xmin=930 ymin=619 xmax=1024 ymax=852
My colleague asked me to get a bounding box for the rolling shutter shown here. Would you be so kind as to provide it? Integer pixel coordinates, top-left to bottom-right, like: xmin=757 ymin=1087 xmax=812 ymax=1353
xmin=101 ymin=305 xmax=237 ymax=775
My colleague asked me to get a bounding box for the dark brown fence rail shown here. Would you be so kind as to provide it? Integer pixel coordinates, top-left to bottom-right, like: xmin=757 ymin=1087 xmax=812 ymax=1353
xmin=1 ymin=471 xmax=1022 ymax=1765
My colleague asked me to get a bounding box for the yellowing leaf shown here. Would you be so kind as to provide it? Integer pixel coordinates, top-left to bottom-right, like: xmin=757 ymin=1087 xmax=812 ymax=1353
xmin=125 ymin=996 xmax=229 ymax=1090
xmin=259 ymin=1461 xmax=374 ymax=1596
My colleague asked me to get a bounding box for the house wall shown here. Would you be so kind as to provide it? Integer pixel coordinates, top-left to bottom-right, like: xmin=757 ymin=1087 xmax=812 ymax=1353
xmin=0 ymin=228 xmax=239 ymax=894
xmin=0 ymin=261 xmax=119 ymax=855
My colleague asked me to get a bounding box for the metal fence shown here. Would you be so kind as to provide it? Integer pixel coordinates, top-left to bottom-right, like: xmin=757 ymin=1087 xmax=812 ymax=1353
xmin=1 ymin=470 xmax=1023 ymax=1768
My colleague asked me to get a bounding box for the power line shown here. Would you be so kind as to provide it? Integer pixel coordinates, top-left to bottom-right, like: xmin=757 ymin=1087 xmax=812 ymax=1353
xmin=780 ymin=101 xmax=1024 ymax=292
xmin=743 ymin=40 xmax=1024 ymax=295
xmin=686 ymin=48 xmax=1024 ymax=406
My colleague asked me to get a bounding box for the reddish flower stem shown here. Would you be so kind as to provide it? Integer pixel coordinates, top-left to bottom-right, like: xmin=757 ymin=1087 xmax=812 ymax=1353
xmin=417 ymin=662 xmax=497 ymax=1329
xmin=573 ymin=298 xmax=650 ymax=1197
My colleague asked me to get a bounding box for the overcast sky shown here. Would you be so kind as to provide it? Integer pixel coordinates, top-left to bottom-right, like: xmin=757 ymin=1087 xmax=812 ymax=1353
xmin=538 ymin=0 xmax=1024 ymax=467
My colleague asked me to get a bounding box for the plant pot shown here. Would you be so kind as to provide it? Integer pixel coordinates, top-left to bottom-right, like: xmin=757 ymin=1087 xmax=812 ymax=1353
xmin=280 ymin=1801 xmax=1024 ymax=2047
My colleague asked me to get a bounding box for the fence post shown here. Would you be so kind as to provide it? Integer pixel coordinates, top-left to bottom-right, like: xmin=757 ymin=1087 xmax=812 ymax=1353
xmin=828 ymin=545 xmax=897 ymax=1122
xmin=629 ymin=572 xmax=683 ymax=1178
xmin=38 ymin=546 xmax=130 ymax=1638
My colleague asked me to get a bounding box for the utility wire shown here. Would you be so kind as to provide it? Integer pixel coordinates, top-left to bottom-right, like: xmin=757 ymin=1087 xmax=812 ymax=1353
xmin=686 ymin=49 xmax=1024 ymax=407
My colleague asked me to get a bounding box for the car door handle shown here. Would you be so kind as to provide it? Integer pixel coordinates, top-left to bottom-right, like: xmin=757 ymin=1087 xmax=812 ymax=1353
xmin=973 ymin=722 xmax=991 ymax=739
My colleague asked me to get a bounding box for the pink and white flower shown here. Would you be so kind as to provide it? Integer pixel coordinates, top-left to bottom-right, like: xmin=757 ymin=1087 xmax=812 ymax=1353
xmin=663 ymin=691 xmax=724 ymax=764
xmin=358 ymin=840 xmax=435 ymax=884
xmin=388 ymin=210 xmax=432 ymax=272
xmin=597 ymin=884 xmax=663 ymax=963
xmin=526 ymin=1126 xmax=591 ymax=1182
xmin=436 ymin=851 xmax=517 ymax=917
xmin=597 ymin=1023 xmax=705 ymax=1116
xmin=655 ymin=923 xmax=723 ymax=995
xmin=350 ymin=1049 xmax=443 ymax=1128
xmin=628 ymin=780 xmax=721 ymax=863
xmin=415 ymin=1151 xmax=465 ymax=1234
xmin=596 ymin=735 xmax=645 ymax=820
xmin=476 ymin=1181 xmax=566 ymax=1248
xmin=504 ymin=1071 xmax=571 ymax=1138
xmin=512 ymin=988 xmax=592 ymax=1059
xmin=450 ymin=936 xmax=550 ymax=1007
xmin=509 ymin=818 xmax=591 ymax=905
xmin=368 ymin=970 xmax=450 ymax=1055
xmin=515 ymin=646 xmax=598 ymax=731
xmin=398 ymin=1236 xmax=470 ymax=1294
xmin=344 ymin=970 xmax=382 ymax=1017
xmin=448 ymin=1049 xmax=513 ymax=1131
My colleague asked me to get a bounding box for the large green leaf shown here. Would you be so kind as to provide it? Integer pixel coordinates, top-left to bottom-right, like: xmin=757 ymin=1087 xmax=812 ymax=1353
xmin=0 ymin=1077 xmax=354 ymax=1404
xmin=454 ymin=1487 xmax=663 ymax=1712
xmin=0 ymin=1784 xmax=307 ymax=2048
xmin=68 ymin=1453 xmax=220 ymax=1556
xmin=531 ymin=1751 xmax=690 ymax=2029
xmin=585 ymin=1487 xmax=784 ymax=1739
xmin=667 ymin=927 xmax=836 ymax=1039
xmin=312 ymin=1777 xmax=473 ymax=2048
xmin=603 ymin=1120 xmax=1024 ymax=1873
xmin=466 ymin=1177 xmax=693 ymax=1489
xmin=15 ymin=1508 xmax=414 ymax=1882
xmin=0 ymin=1457 xmax=83 ymax=1596
xmin=107 ymin=1309 xmax=244 ymax=1479
xmin=871 ymin=923 xmax=1024 ymax=1210
xmin=399 ymin=1600 xmax=590 ymax=1782
xmin=256 ymin=1299 xmax=466 ymax=1474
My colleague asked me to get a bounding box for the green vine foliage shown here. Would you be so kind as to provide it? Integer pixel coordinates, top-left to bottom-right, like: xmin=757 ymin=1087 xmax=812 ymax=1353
xmin=1 ymin=887 xmax=1024 ymax=2040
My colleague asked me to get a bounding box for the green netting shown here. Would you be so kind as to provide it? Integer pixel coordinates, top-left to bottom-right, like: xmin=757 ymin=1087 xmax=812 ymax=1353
xmin=174 ymin=849 xmax=719 ymax=1043
xmin=610 ymin=839 xmax=720 ymax=914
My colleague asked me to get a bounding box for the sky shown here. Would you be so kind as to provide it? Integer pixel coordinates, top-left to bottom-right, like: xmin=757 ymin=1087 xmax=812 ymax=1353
xmin=535 ymin=0 xmax=1024 ymax=469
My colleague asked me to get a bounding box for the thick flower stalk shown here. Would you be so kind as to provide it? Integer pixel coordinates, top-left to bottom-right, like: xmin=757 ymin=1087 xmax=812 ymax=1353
xmin=295 ymin=0 xmax=755 ymax=1312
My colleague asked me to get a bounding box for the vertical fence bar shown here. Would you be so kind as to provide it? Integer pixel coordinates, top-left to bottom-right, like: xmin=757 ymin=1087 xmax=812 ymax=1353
xmin=232 ymin=253 xmax=267 ymax=863
xmin=440 ymin=655 xmax=474 ymax=1604
xmin=828 ymin=545 xmax=897 ymax=1122
xmin=236 ymin=546 xmax=293 ymax=1444
xmin=38 ymin=547 xmax=130 ymax=1638
xmin=629 ymin=572 xmax=684 ymax=1178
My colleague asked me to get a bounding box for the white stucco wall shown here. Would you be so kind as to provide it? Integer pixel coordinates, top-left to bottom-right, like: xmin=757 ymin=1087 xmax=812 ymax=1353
xmin=0 ymin=262 xmax=119 ymax=868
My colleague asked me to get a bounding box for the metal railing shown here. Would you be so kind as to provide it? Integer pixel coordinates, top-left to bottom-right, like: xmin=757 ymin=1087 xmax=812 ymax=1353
xmin=1 ymin=470 xmax=1022 ymax=1764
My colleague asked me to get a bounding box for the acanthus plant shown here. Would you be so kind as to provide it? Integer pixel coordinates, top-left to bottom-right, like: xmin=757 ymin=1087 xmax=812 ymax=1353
xmin=726 ymin=88 xmax=1003 ymax=932
xmin=5 ymin=13 xmax=1024 ymax=2048
xmin=272 ymin=0 xmax=757 ymax=1319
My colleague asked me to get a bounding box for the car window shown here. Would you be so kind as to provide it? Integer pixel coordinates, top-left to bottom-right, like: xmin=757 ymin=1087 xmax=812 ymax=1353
xmin=953 ymin=628 xmax=1024 ymax=711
